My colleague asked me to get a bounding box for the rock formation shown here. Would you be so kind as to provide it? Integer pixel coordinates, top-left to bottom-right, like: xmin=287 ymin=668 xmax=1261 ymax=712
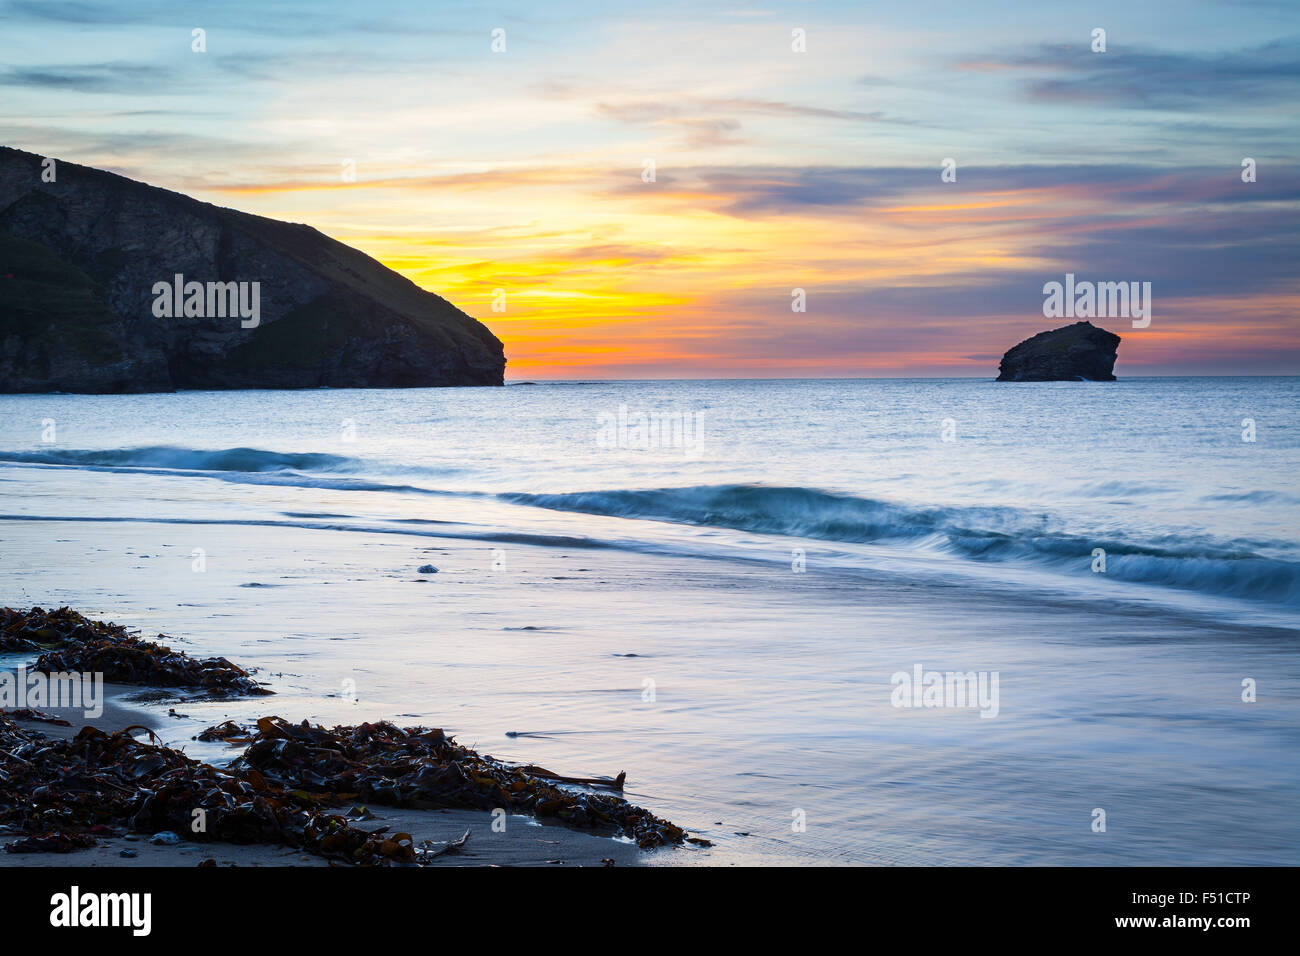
xmin=996 ymin=321 xmax=1120 ymax=382
xmin=0 ymin=146 xmax=505 ymax=392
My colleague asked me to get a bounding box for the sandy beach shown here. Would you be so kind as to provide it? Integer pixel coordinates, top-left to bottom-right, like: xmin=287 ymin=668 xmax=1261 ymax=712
xmin=4 ymin=495 xmax=1297 ymax=866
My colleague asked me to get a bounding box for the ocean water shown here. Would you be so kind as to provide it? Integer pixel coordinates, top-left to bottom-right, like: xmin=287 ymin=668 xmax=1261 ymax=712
xmin=1 ymin=377 xmax=1298 ymax=864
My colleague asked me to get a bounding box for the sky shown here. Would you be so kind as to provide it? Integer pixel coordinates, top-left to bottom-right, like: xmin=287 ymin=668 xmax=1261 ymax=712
xmin=1 ymin=0 xmax=1297 ymax=378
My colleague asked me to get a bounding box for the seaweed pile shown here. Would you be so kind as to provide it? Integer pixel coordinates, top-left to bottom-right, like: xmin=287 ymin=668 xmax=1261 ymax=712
xmin=204 ymin=716 xmax=687 ymax=848
xmin=1 ymin=606 xmax=270 ymax=696
xmin=0 ymin=711 xmax=687 ymax=863
xmin=1 ymin=712 xmax=473 ymax=864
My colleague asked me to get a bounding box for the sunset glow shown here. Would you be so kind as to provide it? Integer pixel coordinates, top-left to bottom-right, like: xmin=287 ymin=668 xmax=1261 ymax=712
xmin=2 ymin=0 xmax=1296 ymax=377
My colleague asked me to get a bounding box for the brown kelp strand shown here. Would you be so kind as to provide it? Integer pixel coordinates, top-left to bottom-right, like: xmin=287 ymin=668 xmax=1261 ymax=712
xmin=1 ymin=708 xmax=71 ymax=726
xmin=1 ymin=606 xmax=271 ymax=696
xmin=206 ymin=716 xmax=687 ymax=848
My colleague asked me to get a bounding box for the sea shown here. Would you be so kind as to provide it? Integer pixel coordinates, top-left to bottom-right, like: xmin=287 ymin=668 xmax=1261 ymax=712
xmin=1 ymin=377 xmax=1297 ymax=864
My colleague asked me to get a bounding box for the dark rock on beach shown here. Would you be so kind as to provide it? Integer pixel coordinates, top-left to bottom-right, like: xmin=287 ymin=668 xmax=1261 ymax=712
xmin=0 ymin=146 xmax=505 ymax=392
xmin=996 ymin=320 xmax=1120 ymax=382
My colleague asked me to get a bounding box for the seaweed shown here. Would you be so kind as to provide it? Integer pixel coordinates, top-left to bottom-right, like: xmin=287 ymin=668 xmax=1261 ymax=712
xmin=1 ymin=708 xmax=71 ymax=726
xmin=2 ymin=607 xmax=271 ymax=696
xmin=214 ymin=716 xmax=686 ymax=848
xmin=1 ymin=712 xmax=455 ymax=865
xmin=0 ymin=711 xmax=687 ymax=865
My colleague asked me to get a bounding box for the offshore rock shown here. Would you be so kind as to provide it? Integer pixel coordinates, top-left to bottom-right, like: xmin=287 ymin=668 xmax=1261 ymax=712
xmin=996 ymin=321 xmax=1120 ymax=382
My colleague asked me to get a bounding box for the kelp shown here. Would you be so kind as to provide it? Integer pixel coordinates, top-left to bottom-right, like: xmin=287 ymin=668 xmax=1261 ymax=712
xmin=210 ymin=716 xmax=686 ymax=848
xmin=2 ymin=708 xmax=71 ymax=726
xmin=0 ymin=711 xmax=687 ymax=864
xmin=1 ymin=712 xmax=463 ymax=865
xmin=1 ymin=606 xmax=270 ymax=696
xmin=1 ymin=604 xmax=123 ymax=652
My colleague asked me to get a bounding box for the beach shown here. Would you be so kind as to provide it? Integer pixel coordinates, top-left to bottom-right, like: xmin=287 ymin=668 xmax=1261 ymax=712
xmin=3 ymin=512 xmax=1297 ymax=866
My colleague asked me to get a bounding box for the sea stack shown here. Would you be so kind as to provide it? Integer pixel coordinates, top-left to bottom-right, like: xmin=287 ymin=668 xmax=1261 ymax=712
xmin=996 ymin=321 xmax=1120 ymax=382
xmin=0 ymin=147 xmax=505 ymax=393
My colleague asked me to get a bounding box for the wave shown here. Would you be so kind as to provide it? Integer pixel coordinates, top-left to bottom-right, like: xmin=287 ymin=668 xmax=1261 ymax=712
xmin=0 ymin=445 xmax=465 ymax=497
xmin=1203 ymin=490 xmax=1300 ymax=505
xmin=0 ymin=445 xmax=357 ymax=473
xmin=500 ymin=485 xmax=1300 ymax=608
xmin=4 ymin=447 xmax=1297 ymax=608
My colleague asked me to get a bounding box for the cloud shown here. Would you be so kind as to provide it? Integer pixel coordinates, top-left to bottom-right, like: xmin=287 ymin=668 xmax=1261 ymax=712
xmin=0 ymin=63 xmax=180 ymax=94
xmin=2 ymin=0 xmax=158 ymax=24
xmin=195 ymin=164 xmax=606 ymax=195
xmin=598 ymin=97 xmax=895 ymax=125
xmin=608 ymin=162 xmax=1300 ymax=218
xmin=965 ymin=40 xmax=1300 ymax=109
xmin=593 ymin=95 xmax=907 ymax=148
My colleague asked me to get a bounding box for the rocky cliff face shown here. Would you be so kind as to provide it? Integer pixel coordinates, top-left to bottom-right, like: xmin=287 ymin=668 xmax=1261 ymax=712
xmin=0 ymin=147 xmax=505 ymax=392
xmin=996 ymin=321 xmax=1120 ymax=382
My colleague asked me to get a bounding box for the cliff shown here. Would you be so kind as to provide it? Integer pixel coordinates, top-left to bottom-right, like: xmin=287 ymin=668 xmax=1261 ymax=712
xmin=0 ymin=147 xmax=505 ymax=392
xmin=996 ymin=321 xmax=1120 ymax=382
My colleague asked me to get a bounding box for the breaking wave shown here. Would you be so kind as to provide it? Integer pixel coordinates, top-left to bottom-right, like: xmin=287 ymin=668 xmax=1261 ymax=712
xmin=501 ymin=485 xmax=1300 ymax=608
xmin=4 ymin=448 xmax=1296 ymax=609
xmin=0 ymin=445 xmax=356 ymax=473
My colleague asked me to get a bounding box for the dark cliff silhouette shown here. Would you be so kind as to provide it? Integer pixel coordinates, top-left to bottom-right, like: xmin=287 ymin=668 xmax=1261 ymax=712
xmin=0 ymin=147 xmax=504 ymax=392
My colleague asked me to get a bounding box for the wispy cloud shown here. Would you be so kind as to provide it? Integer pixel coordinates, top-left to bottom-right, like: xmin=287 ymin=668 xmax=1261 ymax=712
xmin=964 ymin=40 xmax=1300 ymax=109
xmin=0 ymin=63 xmax=180 ymax=93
